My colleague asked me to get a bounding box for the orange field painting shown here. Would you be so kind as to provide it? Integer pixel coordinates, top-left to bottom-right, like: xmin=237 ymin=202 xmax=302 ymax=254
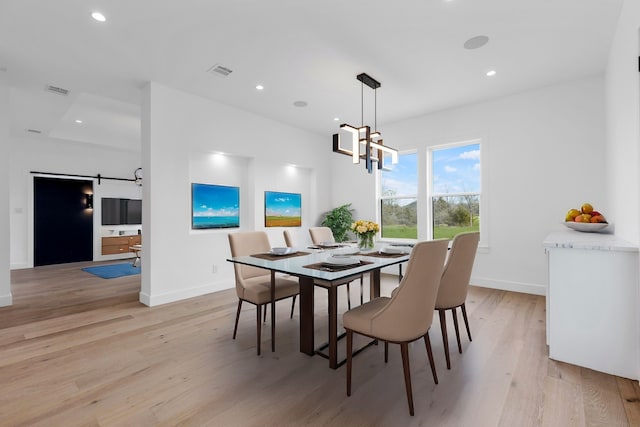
xmin=265 ymin=191 xmax=301 ymax=227
xmin=265 ymin=216 xmax=301 ymax=227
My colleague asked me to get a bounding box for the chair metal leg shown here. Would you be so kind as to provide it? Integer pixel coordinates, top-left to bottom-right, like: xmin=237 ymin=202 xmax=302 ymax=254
xmin=263 ymin=304 xmax=267 ymax=323
xmin=424 ymin=332 xmax=438 ymax=384
xmin=439 ymin=309 xmax=451 ymax=369
xmin=384 ymin=341 xmax=389 ymax=363
xmin=400 ymin=342 xmax=415 ymax=416
xmin=461 ymin=303 xmax=472 ymax=341
xmin=346 ymin=329 xmax=353 ymax=396
xmin=452 ymin=307 xmax=462 ymax=354
xmin=290 ymin=295 xmax=296 ymax=319
xmin=256 ymin=304 xmax=262 ymax=356
xmin=346 ymin=283 xmax=351 ymax=310
xmin=232 ymin=300 xmax=242 ymax=339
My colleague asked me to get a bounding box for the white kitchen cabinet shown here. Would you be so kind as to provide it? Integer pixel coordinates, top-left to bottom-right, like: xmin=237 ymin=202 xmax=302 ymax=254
xmin=544 ymin=230 xmax=639 ymax=380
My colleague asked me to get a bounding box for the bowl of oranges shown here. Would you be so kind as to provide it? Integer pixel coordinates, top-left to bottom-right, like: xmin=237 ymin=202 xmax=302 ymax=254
xmin=564 ymin=203 xmax=609 ymax=232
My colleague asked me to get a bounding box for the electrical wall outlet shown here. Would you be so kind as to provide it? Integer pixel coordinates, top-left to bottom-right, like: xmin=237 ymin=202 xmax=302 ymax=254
xmin=212 ymin=264 xmax=218 ymax=273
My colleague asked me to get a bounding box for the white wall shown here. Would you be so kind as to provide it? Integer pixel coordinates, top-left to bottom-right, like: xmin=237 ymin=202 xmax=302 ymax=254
xmin=332 ymin=76 xmax=607 ymax=295
xmin=140 ymin=82 xmax=332 ymax=306
xmin=603 ymin=2 xmax=640 ymax=374
xmin=9 ymin=137 xmax=141 ymax=268
xmin=0 ymin=69 xmax=11 ymax=306
xmin=605 ymin=0 xmax=640 ymax=245
xmin=330 ymin=139 xmax=380 ymax=222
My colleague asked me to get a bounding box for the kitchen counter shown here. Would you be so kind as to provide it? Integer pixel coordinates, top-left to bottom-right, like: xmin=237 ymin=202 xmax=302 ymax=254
xmin=544 ymin=230 xmax=639 ymax=380
xmin=543 ymin=229 xmax=637 ymax=252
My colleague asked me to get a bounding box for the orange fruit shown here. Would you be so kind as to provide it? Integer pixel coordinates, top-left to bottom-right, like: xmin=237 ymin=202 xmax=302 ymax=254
xmin=591 ymin=215 xmax=606 ymax=223
xmin=581 ymin=203 xmax=593 ymax=214
xmin=575 ymin=214 xmax=592 ymax=223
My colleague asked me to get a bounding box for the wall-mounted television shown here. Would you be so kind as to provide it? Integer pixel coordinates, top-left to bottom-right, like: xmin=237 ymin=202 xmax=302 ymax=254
xmin=264 ymin=191 xmax=301 ymax=227
xmin=101 ymin=198 xmax=142 ymax=225
xmin=191 ymin=183 xmax=240 ymax=229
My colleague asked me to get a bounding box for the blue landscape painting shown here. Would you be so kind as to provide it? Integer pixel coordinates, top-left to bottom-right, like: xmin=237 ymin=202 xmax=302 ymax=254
xmin=192 ymin=183 xmax=240 ymax=229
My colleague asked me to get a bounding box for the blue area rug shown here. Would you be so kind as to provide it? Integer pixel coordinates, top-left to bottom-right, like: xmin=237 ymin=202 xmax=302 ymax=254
xmin=82 ymin=263 xmax=141 ymax=279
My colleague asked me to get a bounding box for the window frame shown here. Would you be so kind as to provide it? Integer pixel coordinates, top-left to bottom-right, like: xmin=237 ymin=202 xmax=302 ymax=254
xmin=378 ymin=149 xmax=418 ymax=243
xmin=426 ymin=138 xmax=486 ymax=248
xmin=376 ymin=139 xmax=487 ymax=249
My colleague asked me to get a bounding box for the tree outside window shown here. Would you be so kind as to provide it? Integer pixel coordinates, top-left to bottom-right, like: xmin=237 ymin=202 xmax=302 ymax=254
xmin=429 ymin=142 xmax=481 ymax=240
xmin=378 ymin=141 xmax=482 ymax=242
xmin=380 ymin=152 xmax=417 ymax=239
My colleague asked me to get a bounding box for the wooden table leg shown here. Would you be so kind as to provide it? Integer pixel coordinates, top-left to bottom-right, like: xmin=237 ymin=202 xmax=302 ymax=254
xmin=271 ymin=271 xmax=275 ymax=352
xmin=370 ymin=269 xmax=381 ymax=299
xmin=328 ymin=286 xmax=338 ymax=369
xmin=299 ymin=277 xmax=315 ymax=356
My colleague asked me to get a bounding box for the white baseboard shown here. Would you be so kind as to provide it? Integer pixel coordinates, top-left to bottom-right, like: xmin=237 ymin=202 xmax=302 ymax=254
xmin=95 ymin=253 xmax=136 ymax=263
xmin=471 ymin=276 xmax=546 ymax=296
xmin=0 ymin=293 xmax=13 ymax=307
xmin=10 ymin=263 xmax=30 ymax=270
xmin=136 ymin=275 xmax=545 ymax=307
xmin=139 ymin=280 xmax=232 ymax=307
xmin=382 ymin=271 xmax=546 ymax=296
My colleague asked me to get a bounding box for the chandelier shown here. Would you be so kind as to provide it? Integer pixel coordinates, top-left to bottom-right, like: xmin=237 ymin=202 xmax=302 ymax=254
xmin=332 ymin=73 xmax=398 ymax=173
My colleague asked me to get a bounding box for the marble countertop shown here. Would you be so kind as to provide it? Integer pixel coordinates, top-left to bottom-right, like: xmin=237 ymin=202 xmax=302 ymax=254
xmin=543 ymin=229 xmax=638 ymax=252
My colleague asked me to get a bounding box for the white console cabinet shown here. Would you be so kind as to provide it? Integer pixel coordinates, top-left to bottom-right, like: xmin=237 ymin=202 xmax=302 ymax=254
xmin=544 ymin=230 xmax=639 ymax=380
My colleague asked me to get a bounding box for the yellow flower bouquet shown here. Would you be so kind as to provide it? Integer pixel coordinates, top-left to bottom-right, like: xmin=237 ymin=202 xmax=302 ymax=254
xmin=351 ymin=219 xmax=379 ymax=250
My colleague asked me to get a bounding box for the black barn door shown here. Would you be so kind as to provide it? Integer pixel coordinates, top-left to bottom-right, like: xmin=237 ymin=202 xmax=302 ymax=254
xmin=34 ymin=177 xmax=93 ymax=266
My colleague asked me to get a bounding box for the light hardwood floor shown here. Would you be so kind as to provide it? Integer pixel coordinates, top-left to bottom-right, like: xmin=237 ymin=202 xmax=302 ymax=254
xmin=1 ymin=261 xmax=639 ymax=426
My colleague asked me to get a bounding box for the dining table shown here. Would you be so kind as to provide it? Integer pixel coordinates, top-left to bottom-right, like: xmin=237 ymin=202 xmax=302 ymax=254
xmin=227 ymin=245 xmax=410 ymax=369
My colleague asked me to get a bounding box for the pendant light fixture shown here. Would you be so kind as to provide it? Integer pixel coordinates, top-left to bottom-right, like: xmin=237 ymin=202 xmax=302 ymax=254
xmin=332 ymin=73 xmax=398 ymax=173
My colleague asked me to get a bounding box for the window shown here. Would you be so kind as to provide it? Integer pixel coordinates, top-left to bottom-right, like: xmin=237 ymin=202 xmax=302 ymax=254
xmin=380 ymin=152 xmax=418 ymax=239
xmin=428 ymin=141 xmax=481 ymax=240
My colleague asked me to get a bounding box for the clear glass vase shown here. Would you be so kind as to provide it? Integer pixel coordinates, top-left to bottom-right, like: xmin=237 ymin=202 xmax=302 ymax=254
xmin=358 ymin=233 xmax=374 ymax=251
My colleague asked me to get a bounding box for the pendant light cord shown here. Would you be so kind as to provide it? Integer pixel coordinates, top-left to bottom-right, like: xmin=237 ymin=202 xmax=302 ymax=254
xmin=361 ymin=80 xmax=364 ymax=127
xmin=374 ymin=88 xmax=377 ymax=132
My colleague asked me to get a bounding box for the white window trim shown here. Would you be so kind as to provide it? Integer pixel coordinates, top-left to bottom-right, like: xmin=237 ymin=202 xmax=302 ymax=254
xmin=378 ymin=149 xmax=418 ymax=243
xmin=426 ymin=138 xmax=488 ymax=250
xmin=377 ymin=140 xmax=488 ymax=251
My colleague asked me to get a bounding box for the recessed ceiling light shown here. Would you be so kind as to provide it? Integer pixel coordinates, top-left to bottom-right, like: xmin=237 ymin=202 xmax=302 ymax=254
xmin=333 ymin=117 xmax=340 ymax=121
xmin=293 ymin=101 xmax=307 ymax=107
xmin=255 ymin=84 xmax=264 ymax=91
xmin=75 ymin=119 xmax=83 ymax=124
xmin=486 ymin=70 xmax=497 ymax=77
xmin=91 ymin=12 xmax=106 ymax=22
xmin=464 ymin=35 xmax=489 ymax=50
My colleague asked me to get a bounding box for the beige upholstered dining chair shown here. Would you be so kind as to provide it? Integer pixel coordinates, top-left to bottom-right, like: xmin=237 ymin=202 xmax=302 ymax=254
xmin=308 ymin=226 xmax=363 ymax=309
xmin=436 ymin=231 xmax=480 ymax=369
xmin=308 ymin=226 xmax=334 ymax=247
xmin=283 ymin=229 xmax=294 ymax=248
xmin=280 ymin=229 xmax=299 ymax=317
xmin=343 ymin=239 xmax=449 ymax=416
xmin=228 ymin=231 xmax=299 ymax=356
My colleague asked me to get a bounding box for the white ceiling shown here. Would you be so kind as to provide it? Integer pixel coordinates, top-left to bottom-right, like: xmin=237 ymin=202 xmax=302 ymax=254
xmin=0 ymin=0 xmax=623 ymax=151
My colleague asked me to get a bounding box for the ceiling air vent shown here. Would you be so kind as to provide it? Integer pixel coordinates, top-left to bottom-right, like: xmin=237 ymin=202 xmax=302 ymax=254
xmin=45 ymin=85 xmax=69 ymax=96
xmin=27 ymin=128 xmax=42 ymax=134
xmin=207 ymin=64 xmax=233 ymax=77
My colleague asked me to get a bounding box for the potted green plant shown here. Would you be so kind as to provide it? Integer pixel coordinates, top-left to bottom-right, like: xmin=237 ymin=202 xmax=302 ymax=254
xmin=321 ymin=203 xmax=354 ymax=242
